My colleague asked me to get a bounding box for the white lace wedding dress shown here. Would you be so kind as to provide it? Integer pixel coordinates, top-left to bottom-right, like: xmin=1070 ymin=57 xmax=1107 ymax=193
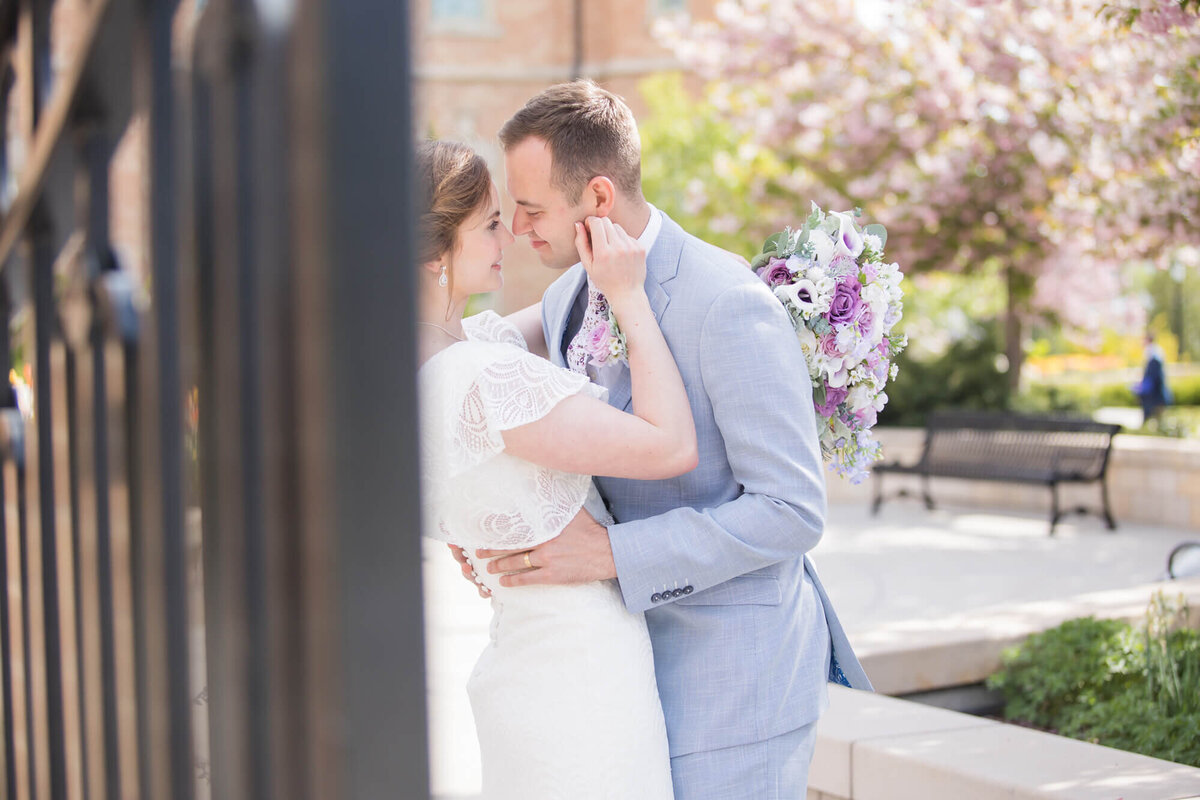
xmin=419 ymin=311 xmax=674 ymax=800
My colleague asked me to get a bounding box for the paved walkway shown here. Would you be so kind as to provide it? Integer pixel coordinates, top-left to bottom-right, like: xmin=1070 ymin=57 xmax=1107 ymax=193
xmin=422 ymin=500 xmax=1198 ymax=799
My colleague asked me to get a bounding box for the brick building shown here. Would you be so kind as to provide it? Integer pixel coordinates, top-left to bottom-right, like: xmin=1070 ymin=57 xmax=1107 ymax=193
xmin=18 ymin=2 xmax=709 ymax=319
xmin=413 ymin=0 xmax=715 ymax=312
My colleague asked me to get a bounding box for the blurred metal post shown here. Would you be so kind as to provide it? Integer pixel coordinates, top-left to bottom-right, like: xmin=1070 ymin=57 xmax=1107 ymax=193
xmin=0 ymin=0 xmax=431 ymax=796
xmin=290 ymin=0 xmax=431 ymax=796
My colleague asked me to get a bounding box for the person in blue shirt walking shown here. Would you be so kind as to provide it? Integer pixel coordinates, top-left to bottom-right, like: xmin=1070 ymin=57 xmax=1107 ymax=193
xmin=1134 ymin=332 xmax=1173 ymax=426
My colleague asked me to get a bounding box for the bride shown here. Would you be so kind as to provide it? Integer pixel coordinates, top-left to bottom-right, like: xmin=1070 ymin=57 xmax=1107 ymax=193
xmin=416 ymin=140 xmax=692 ymax=798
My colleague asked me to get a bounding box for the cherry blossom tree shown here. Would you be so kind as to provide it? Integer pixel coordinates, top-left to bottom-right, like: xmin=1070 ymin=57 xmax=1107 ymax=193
xmin=656 ymin=0 xmax=1200 ymax=386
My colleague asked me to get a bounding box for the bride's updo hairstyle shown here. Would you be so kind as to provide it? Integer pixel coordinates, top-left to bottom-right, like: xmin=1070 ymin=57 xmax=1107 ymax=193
xmin=416 ymin=140 xmax=492 ymax=296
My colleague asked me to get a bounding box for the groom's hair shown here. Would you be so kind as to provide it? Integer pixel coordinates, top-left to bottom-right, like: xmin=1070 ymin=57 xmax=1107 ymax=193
xmin=499 ymin=80 xmax=642 ymax=202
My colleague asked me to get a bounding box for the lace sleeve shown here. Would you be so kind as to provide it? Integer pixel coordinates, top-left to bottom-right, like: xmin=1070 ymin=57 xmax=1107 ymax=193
xmin=452 ymin=345 xmax=603 ymax=475
xmin=420 ymin=342 xmax=608 ymax=550
xmin=462 ymin=309 xmax=528 ymax=348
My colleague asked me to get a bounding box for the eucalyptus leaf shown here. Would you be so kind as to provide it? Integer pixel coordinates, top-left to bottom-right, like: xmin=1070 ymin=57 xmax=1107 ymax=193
xmin=763 ymin=232 xmax=786 ymax=255
xmin=813 ymin=382 xmax=827 ymax=407
xmin=864 ymin=223 xmax=888 ymax=249
xmin=811 ymin=316 xmax=833 ymax=335
xmin=750 ymin=252 xmax=772 ymax=270
xmin=806 ymin=204 xmax=822 ymax=230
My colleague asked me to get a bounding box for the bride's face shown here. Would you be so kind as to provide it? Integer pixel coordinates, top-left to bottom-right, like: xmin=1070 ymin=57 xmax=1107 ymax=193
xmin=504 ymin=136 xmax=588 ymax=271
xmin=449 ymin=185 xmax=513 ymax=300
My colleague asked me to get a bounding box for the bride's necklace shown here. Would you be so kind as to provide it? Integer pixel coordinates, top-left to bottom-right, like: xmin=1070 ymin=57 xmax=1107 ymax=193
xmin=417 ymin=321 xmax=466 ymax=342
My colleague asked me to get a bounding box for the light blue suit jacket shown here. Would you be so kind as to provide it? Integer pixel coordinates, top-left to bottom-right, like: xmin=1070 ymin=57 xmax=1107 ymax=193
xmin=542 ymin=212 xmax=872 ymax=758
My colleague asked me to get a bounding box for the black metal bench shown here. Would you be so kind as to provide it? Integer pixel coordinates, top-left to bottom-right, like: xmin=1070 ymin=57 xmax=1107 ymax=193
xmin=871 ymin=410 xmax=1121 ymax=535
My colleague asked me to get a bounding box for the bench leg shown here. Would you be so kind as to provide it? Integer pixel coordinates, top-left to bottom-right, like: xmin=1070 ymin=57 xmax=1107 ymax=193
xmin=1048 ymin=482 xmax=1061 ymax=536
xmin=1100 ymin=479 xmax=1117 ymax=531
xmin=921 ymin=474 xmax=935 ymax=511
xmin=871 ymin=473 xmax=883 ymax=516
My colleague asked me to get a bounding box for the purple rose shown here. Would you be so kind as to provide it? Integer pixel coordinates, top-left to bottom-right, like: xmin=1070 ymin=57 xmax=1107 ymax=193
xmin=827 ymin=277 xmax=862 ymax=326
xmin=756 ymin=257 xmax=794 ymax=288
xmin=815 ymin=384 xmax=849 ymax=417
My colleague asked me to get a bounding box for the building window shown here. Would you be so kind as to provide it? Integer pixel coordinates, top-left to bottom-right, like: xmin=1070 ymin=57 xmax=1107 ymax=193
xmin=650 ymin=0 xmax=687 ymax=14
xmin=432 ymin=0 xmax=486 ymax=22
xmin=429 ymin=0 xmax=498 ymax=36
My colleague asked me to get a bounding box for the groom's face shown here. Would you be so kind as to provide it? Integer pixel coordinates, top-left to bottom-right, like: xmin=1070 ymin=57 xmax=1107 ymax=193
xmin=504 ymin=137 xmax=589 ymax=271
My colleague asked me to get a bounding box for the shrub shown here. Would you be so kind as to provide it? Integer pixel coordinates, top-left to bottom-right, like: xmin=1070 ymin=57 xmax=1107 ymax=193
xmin=879 ymin=325 xmax=1010 ymax=427
xmin=1062 ymin=687 xmax=1200 ymax=767
xmin=1170 ymin=373 xmax=1200 ymax=406
xmin=1013 ymin=382 xmax=1102 ymax=415
xmin=988 ymin=594 xmax=1200 ymax=768
xmin=1096 ymin=382 xmax=1138 ymax=407
xmin=986 ymin=617 xmax=1141 ymax=729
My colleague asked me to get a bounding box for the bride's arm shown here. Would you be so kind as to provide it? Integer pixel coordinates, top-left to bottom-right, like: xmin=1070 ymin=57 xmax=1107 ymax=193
xmin=504 ymin=303 xmax=548 ymax=359
xmin=500 ymin=217 xmax=698 ymax=481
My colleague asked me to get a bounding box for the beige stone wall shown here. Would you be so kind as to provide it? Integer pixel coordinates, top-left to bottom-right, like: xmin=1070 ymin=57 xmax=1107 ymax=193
xmin=413 ymin=0 xmax=716 ymax=312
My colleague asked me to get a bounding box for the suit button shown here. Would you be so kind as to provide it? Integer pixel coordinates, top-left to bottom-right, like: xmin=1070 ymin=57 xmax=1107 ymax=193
xmin=671 ymin=588 xmax=683 ymax=598
xmin=651 ymin=593 xmax=662 ymax=603
xmin=682 ymin=585 xmax=694 ymax=595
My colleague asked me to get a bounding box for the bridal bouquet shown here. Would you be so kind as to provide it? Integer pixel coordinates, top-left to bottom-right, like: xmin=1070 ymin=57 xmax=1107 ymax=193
xmin=750 ymin=203 xmax=907 ymax=483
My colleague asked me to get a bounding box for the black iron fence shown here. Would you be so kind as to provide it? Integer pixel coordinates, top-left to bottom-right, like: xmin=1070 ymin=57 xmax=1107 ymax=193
xmin=0 ymin=1 xmax=429 ymax=798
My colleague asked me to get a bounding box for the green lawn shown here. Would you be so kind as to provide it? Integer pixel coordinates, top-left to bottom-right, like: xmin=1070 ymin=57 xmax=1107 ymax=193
xmin=1133 ymin=406 xmax=1200 ymax=438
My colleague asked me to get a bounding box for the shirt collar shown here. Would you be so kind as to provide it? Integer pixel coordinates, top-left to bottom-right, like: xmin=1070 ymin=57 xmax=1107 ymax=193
xmin=637 ymin=203 xmax=663 ymax=253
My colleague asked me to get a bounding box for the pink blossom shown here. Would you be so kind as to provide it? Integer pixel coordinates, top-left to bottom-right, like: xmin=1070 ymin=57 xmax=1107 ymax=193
xmin=818 ymin=333 xmax=841 ymax=358
xmin=586 ymin=322 xmax=613 ymax=366
xmin=660 ymin=0 xmax=1200 ymax=347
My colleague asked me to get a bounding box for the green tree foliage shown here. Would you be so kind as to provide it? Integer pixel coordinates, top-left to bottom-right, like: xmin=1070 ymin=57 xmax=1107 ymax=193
xmin=638 ymin=72 xmax=783 ymax=257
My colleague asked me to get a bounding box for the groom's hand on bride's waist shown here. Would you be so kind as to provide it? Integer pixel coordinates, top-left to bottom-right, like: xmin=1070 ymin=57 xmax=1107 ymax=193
xmin=448 ymin=544 xmax=492 ymax=599
xmin=477 ymin=508 xmax=617 ymax=588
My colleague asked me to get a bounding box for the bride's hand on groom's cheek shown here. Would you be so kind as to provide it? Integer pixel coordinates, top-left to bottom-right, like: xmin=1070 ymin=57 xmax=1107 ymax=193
xmin=576 ymin=217 xmax=645 ymax=305
xmin=476 ymin=508 xmax=617 ymax=588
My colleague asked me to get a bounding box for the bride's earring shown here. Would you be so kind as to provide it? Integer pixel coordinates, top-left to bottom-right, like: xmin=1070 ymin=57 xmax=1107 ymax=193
xmin=438 ymin=265 xmax=448 ymax=288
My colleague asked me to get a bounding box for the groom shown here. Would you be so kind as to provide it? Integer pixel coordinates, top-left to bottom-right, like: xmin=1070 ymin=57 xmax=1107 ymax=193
xmin=477 ymin=81 xmax=872 ymax=797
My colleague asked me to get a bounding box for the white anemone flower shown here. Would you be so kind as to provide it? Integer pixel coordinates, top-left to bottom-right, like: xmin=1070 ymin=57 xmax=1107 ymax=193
xmin=808 ymin=229 xmax=836 ymax=267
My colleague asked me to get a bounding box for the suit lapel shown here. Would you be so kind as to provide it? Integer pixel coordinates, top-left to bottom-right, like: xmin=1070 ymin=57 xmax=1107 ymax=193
xmin=606 ymin=215 xmax=684 ymax=412
xmin=544 ymin=263 xmax=587 ymax=369
xmin=645 ymin=212 xmax=684 ymax=317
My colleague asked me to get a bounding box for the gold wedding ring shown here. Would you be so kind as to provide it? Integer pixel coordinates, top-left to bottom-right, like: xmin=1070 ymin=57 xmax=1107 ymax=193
xmin=523 ymin=551 xmax=533 ymax=570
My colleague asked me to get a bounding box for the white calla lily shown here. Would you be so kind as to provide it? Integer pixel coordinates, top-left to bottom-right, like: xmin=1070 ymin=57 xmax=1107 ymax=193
xmin=831 ymin=212 xmax=864 ymax=259
xmin=775 ymin=279 xmax=820 ymax=315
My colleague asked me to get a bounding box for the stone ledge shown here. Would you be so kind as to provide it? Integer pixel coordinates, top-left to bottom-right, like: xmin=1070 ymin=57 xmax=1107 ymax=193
xmin=829 ymin=426 xmax=1200 ymax=529
xmin=857 ymin=577 xmax=1200 ymax=695
xmin=809 ymin=686 xmax=1200 ymax=800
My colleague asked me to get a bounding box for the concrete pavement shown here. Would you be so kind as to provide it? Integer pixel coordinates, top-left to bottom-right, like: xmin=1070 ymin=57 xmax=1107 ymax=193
xmin=422 ymin=500 xmax=1198 ymax=799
